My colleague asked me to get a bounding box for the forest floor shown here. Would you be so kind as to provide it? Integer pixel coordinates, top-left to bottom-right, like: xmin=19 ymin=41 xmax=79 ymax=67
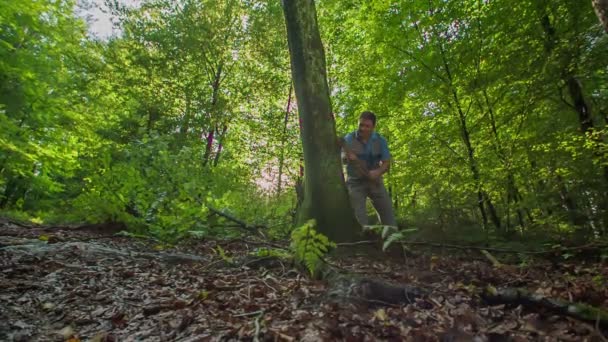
xmin=1 ymin=218 xmax=607 ymax=341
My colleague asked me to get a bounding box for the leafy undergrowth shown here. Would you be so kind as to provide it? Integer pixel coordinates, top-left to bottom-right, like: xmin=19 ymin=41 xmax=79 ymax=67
xmin=1 ymin=220 xmax=607 ymax=341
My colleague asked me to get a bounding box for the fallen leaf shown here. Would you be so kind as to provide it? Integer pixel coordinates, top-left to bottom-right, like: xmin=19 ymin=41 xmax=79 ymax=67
xmin=88 ymin=332 xmax=109 ymax=342
xmin=12 ymin=320 xmax=30 ymax=329
xmin=57 ymin=326 xmax=74 ymax=339
xmin=198 ymin=290 xmax=210 ymax=300
xmin=42 ymin=302 xmax=55 ymax=310
xmin=373 ymin=308 xmax=388 ymax=322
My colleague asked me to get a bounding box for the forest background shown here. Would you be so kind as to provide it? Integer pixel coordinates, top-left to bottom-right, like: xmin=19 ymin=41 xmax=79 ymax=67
xmin=2 ymin=0 xmax=608 ymax=248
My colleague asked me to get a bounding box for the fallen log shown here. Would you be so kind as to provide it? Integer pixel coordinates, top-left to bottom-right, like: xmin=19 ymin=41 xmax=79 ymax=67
xmin=302 ymin=248 xmax=429 ymax=307
xmin=207 ymin=206 xmax=266 ymax=234
xmin=482 ymin=286 xmax=608 ymax=329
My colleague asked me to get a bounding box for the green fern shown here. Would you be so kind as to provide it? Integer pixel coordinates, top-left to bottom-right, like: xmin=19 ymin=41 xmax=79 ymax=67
xmin=382 ymin=228 xmax=418 ymax=251
xmin=290 ymin=219 xmax=336 ymax=277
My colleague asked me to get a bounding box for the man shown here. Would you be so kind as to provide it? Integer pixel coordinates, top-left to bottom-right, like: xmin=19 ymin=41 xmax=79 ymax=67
xmin=342 ymin=111 xmax=397 ymax=226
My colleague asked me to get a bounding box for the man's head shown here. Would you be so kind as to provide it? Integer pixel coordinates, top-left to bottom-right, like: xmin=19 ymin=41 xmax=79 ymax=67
xmin=358 ymin=111 xmax=376 ymax=139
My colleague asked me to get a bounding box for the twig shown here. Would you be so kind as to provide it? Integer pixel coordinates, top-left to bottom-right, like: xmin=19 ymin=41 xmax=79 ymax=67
xmin=319 ymin=256 xmax=377 ymax=275
xmin=253 ymin=310 xmax=263 ymax=342
xmin=597 ymin=311 xmax=608 ymax=342
xmin=227 ymin=238 xmax=288 ymax=250
xmin=261 ymin=278 xmax=278 ymax=293
xmin=267 ymin=329 xmax=295 ymax=342
xmin=199 ymin=258 xmax=228 ymax=272
xmin=232 ymin=310 xmax=263 ymax=318
xmin=338 ymin=239 xmax=606 ymax=255
xmin=341 ymin=295 xmax=401 ymax=307
xmin=480 ymin=249 xmax=502 ymax=268
xmin=336 ymin=240 xmax=377 ymax=247
xmin=502 ymin=269 xmax=530 ymax=286
xmin=207 ymin=206 xmax=267 ymax=233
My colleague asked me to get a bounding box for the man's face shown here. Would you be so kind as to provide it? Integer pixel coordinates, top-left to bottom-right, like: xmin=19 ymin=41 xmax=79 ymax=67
xmin=358 ymin=119 xmax=375 ymax=139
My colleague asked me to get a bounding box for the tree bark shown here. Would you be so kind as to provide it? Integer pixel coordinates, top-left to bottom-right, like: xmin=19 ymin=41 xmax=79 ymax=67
xmin=203 ymin=63 xmax=224 ymax=166
xmin=433 ymin=28 xmax=494 ymax=234
xmin=277 ymin=83 xmax=293 ymax=195
xmin=213 ymin=124 xmax=227 ymax=167
xmin=592 ymin=0 xmax=608 ymax=33
xmin=179 ymin=90 xmax=192 ymax=144
xmin=538 ymin=7 xmax=607 ymax=231
xmin=481 ymin=89 xmax=527 ymax=231
xmin=202 ymin=128 xmax=215 ymax=167
xmin=282 ymin=0 xmax=361 ymax=242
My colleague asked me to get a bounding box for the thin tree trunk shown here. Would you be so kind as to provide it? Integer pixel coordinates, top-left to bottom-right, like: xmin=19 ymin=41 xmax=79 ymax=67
xmin=213 ymin=124 xmax=227 ymax=167
xmin=203 ymin=63 xmax=224 ymax=166
xmin=283 ymin=0 xmax=361 ymax=242
xmin=179 ymin=91 xmax=192 ymax=144
xmin=538 ymin=8 xmax=605 ymax=230
xmin=567 ymin=77 xmax=594 ymax=134
xmin=481 ymin=89 xmax=527 ymax=231
xmin=202 ymin=129 xmax=215 ymax=167
xmin=434 ymin=30 xmax=493 ymax=234
xmin=556 ymin=175 xmax=586 ymax=226
xmin=277 ymin=83 xmax=293 ymax=195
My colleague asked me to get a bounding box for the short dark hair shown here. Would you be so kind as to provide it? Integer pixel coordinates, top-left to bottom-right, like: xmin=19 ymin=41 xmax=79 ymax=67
xmin=359 ymin=111 xmax=376 ymax=126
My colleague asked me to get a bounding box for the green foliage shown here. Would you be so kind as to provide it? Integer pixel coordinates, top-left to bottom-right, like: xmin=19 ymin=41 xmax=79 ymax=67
xmin=319 ymin=0 xmax=608 ymax=238
xmin=0 ymin=0 xmax=297 ymax=243
xmin=251 ymin=247 xmax=292 ymax=260
xmin=363 ymin=224 xmax=419 ymax=251
xmin=214 ymin=245 xmax=234 ymax=264
xmin=1 ymin=0 xmax=607 ymax=247
xmin=114 ymin=230 xmax=155 ymax=240
xmin=290 ymin=219 xmax=336 ymax=277
xmin=381 ymin=227 xmax=419 ymax=251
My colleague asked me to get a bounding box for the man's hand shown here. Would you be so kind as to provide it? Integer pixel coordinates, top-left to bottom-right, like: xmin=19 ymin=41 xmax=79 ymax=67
xmin=347 ymin=151 xmax=357 ymax=161
xmin=368 ymin=169 xmax=382 ymax=180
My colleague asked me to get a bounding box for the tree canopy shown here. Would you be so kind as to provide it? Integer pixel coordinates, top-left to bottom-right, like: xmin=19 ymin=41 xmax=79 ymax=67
xmin=1 ymin=0 xmax=607 ymax=244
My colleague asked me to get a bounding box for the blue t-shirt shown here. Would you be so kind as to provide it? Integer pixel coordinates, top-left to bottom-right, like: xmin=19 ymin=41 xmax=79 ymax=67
xmin=343 ymin=131 xmax=391 ymax=179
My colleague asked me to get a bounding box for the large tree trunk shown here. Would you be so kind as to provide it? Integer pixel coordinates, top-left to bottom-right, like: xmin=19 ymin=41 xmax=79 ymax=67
xmin=538 ymin=7 xmax=607 ymax=231
xmin=282 ymin=0 xmax=361 ymax=242
xmin=592 ymin=0 xmax=608 ymax=33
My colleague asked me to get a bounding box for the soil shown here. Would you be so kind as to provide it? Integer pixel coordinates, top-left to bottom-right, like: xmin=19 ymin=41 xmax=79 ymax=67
xmin=1 ymin=219 xmax=607 ymax=341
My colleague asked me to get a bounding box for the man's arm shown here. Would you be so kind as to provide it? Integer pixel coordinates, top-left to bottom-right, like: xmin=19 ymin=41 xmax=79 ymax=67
xmin=338 ymin=136 xmax=371 ymax=179
xmin=369 ymin=137 xmax=391 ymax=180
xmin=369 ymin=160 xmax=390 ymax=180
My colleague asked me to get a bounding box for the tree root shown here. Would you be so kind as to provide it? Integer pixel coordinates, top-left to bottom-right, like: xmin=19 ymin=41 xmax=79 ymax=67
xmin=482 ymin=286 xmax=608 ymax=329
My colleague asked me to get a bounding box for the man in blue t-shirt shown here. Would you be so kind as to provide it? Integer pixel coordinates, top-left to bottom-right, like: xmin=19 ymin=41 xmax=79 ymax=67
xmin=342 ymin=111 xmax=397 ymax=226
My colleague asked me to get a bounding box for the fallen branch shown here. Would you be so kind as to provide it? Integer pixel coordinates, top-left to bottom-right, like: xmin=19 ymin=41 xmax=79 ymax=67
xmin=232 ymin=310 xmax=264 ymax=318
xmin=322 ymin=267 xmax=428 ymax=306
xmin=225 ymin=238 xmax=288 ymax=250
xmin=142 ymin=300 xmax=188 ymax=317
xmin=482 ymin=286 xmax=608 ymax=329
xmin=480 ymin=249 xmax=503 ymax=268
xmin=207 ymin=206 xmax=266 ymax=234
xmin=337 ymin=240 xmax=608 ymax=255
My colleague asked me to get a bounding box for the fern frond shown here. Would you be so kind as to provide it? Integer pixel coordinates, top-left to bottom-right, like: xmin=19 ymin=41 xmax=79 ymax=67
xmin=290 ymin=219 xmax=336 ymax=276
xmin=382 ymin=228 xmax=418 ymax=251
